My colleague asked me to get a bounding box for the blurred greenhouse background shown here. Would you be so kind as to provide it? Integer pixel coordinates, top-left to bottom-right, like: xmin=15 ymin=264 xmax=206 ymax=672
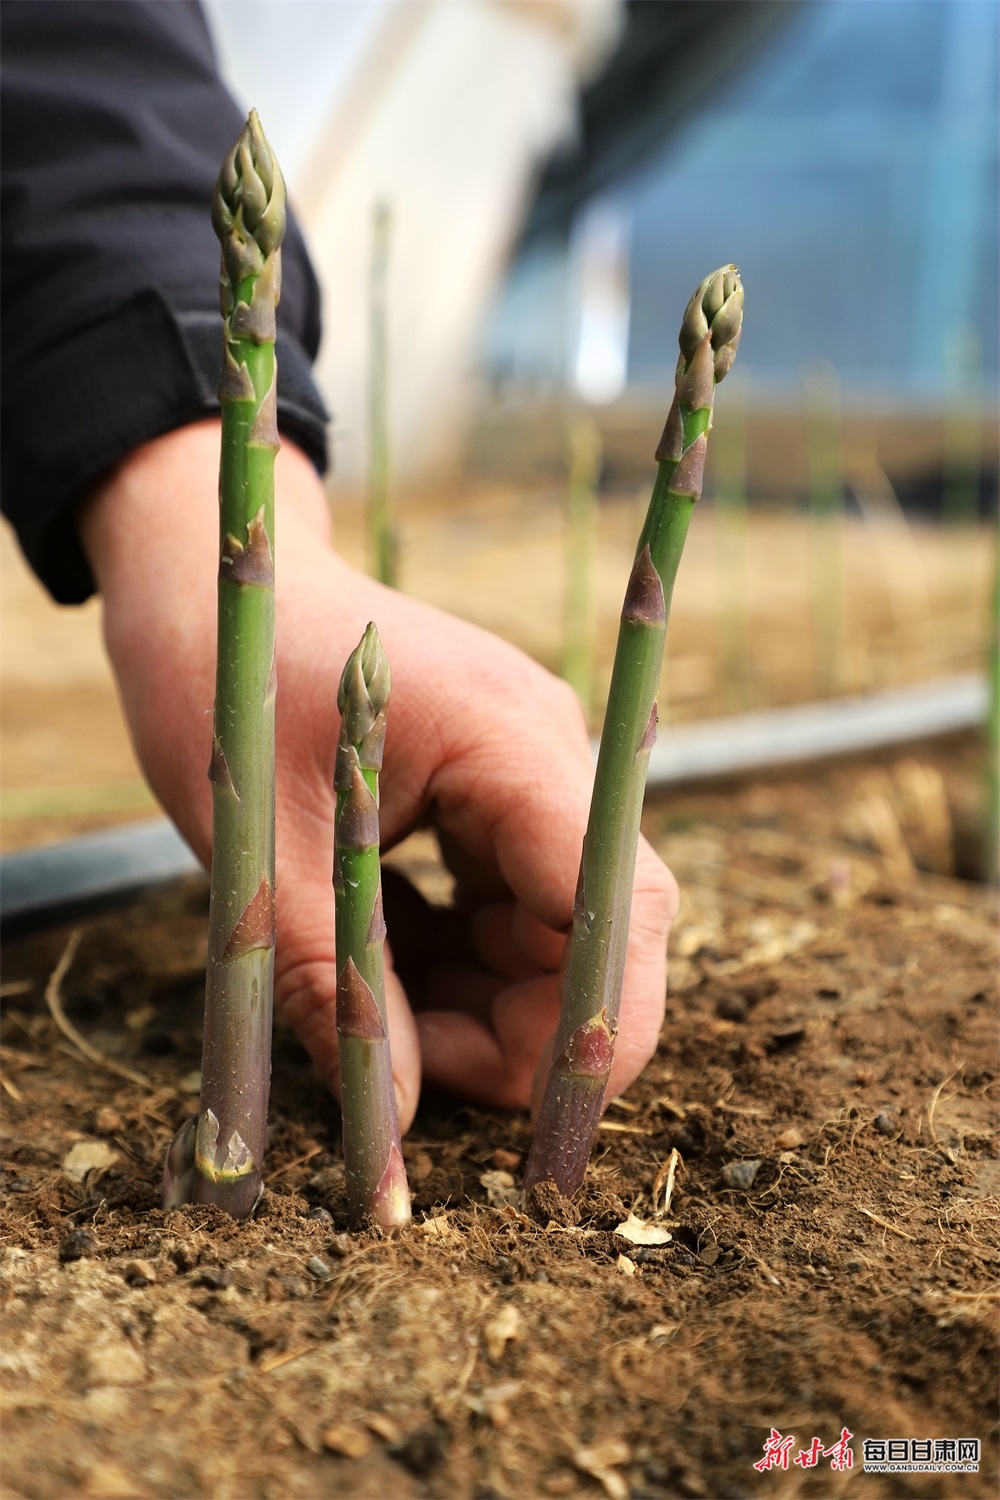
xmin=3 ymin=0 xmax=997 ymax=855
xmin=204 ymin=0 xmax=999 ymax=494
xmin=199 ymin=0 xmax=998 ymax=721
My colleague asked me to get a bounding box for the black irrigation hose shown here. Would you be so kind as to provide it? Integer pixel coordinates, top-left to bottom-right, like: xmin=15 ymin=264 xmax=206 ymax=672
xmin=0 ymin=674 xmax=986 ymax=932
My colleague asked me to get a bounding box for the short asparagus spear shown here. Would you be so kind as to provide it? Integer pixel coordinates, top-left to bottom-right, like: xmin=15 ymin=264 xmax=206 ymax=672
xmin=163 ymin=111 xmax=284 ymax=1217
xmin=334 ymin=623 xmax=411 ymax=1230
xmin=524 ymin=266 xmax=744 ymax=1199
xmin=803 ymin=362 xmax=843 ymax=697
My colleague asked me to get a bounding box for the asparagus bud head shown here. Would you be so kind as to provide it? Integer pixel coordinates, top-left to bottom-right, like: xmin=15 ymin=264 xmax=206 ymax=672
xmin=336 ymin=621 xmax=391 ymax=780
xmin=678 ymin=264 xmax=744 ymax=382
xmin=212 ymin=108 xmax=287 ymax=294
xmin=656 ymin=265 xmax=744 ymax=475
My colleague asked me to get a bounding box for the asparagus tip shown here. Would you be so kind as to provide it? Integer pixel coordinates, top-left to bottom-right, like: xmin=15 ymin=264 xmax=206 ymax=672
xmin=337 ymin=623 xmax=391 ymax=769
xmin=679 ymin=264 xmax=744 ymax=382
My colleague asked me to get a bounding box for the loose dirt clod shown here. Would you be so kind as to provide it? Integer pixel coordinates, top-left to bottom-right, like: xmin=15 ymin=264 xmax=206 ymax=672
xmin=123 ymin=1259 xmax=156 ymax=1287
xmin=58 ymin=1227 xmax=99 ymax=1262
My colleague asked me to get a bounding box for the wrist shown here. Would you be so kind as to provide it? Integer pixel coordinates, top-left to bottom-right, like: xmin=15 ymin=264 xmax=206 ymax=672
xmin=79 ymin=419 xmax=333 ymax=605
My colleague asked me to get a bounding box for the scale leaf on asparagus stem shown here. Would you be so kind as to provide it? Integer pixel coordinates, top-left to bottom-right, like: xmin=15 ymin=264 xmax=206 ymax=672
xmin=163 ymin=111 xmax=284 ymax=1217
xmin=523 ymin=266 xmax=745 ymax=1200
xmin=334 ymin=623 xmax=411 ymax=1230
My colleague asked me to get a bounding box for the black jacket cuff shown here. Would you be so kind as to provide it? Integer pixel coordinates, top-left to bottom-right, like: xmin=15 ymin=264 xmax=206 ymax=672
xmin=1 ymin=290 xmax=328 ymax=604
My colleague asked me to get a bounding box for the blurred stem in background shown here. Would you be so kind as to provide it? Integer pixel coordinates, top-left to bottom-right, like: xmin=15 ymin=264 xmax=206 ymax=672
xmin=943 ymin=326 xmax=982 ymax=527
xmin=986 ymin=507 xmax=999 ymax=886
xmin=563 ymin=414 xmax=601 ymax=722
xmin=803 ymin=362 xmax=843 ymax=698
xmin=369 ymin=201 xmax=397 ymax=587
xmin=712 ymin=371 xmax=750 ymax=710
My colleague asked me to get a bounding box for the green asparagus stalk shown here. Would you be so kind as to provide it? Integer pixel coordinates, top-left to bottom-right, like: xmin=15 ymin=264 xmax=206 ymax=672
xmin=163 ymin=111 xmax=284 ymax=1217
xmin=943 ymin=327 xmax=982 ymax=527
xmin=334 ymin=623 xmax=411 ymax=1230
xmin=802 ymin=362 xmax=843 ymax=697
xmin=712 ymin=372 xmax=751 ymax=710
xmin=985 ymin=510 xmax=999 ymax=886
xmin=563 ymin=415 xmax=602 ymax=722
xmin=369 ymin=202 xmax=397 ymax=587
xmin=523 ymin=266 xmax=744 ymax=1199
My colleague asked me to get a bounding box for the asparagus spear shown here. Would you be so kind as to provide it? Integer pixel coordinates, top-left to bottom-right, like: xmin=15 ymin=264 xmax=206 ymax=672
xmin=163 ymin=111 xmax=284 ymax=1217
xmin=563 ymin=414 xmax=601 ymax=723
xmin=523 ymin=266 xmax=744 ymax=1199
xmin=713 ymin=373 xmax=751 ymax=711
xmin=986 ymin=513 xmax=999 ymax=886
xmin=334 ymin=623 xmax=411 ymax=1230
xmin=802 ymin=362 xmax=843 ymax=697
xmin=368 ymin=202 xmax=397 ymax=587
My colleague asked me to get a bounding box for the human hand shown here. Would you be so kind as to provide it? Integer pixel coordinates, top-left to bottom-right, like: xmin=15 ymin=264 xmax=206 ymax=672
xmin=80 ymin=422 xmax=678 ymax=1131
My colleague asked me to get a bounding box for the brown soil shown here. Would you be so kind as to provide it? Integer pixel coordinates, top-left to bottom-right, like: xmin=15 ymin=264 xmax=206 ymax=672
xmin=2 ymin=733 xmax=997 ymax=1500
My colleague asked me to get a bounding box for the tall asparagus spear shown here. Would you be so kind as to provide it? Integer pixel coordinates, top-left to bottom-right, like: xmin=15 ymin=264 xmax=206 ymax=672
xmin=334 ymin=624 xmax=411 ymax=1230
xmin=523 ymin=266 xmax=744 ymax=1199
xmin=163 ymin=111 xmax=284 ymax=1217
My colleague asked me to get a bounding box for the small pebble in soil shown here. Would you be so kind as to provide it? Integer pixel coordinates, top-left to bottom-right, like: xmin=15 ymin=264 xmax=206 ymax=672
xmin=874 ymin=1112 xmax=897 ymax=1136
xmin=321 ymin=1422 xmax=372 ymax=1460
xmin=715 ymin=994 xmax=748 ymax=1022
xmin=195 ymin=1265 xmax=231 ymax=1290
xmin=123 ymin=1259 xmax=156 ymax=1287
xmin=774 ymin=1127 xmax=804 ymax=1150
xmin=306 ymin=1255 xmax=331 ymax=1280
xmin=490 ymin=1147 xmax=521 ymax=1171
xmin=59 ymin=1227 xmax=99 ymax=1262
xmin=720 ymin=1159 xmax=762 ymax=1190
xmin=304 ymin=1206 xmax=333 ymax=1225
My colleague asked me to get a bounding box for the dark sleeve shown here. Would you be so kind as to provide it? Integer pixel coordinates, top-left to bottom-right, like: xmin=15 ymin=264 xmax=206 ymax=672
xmin=0 ymin=0 xmax=329 ymax=604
